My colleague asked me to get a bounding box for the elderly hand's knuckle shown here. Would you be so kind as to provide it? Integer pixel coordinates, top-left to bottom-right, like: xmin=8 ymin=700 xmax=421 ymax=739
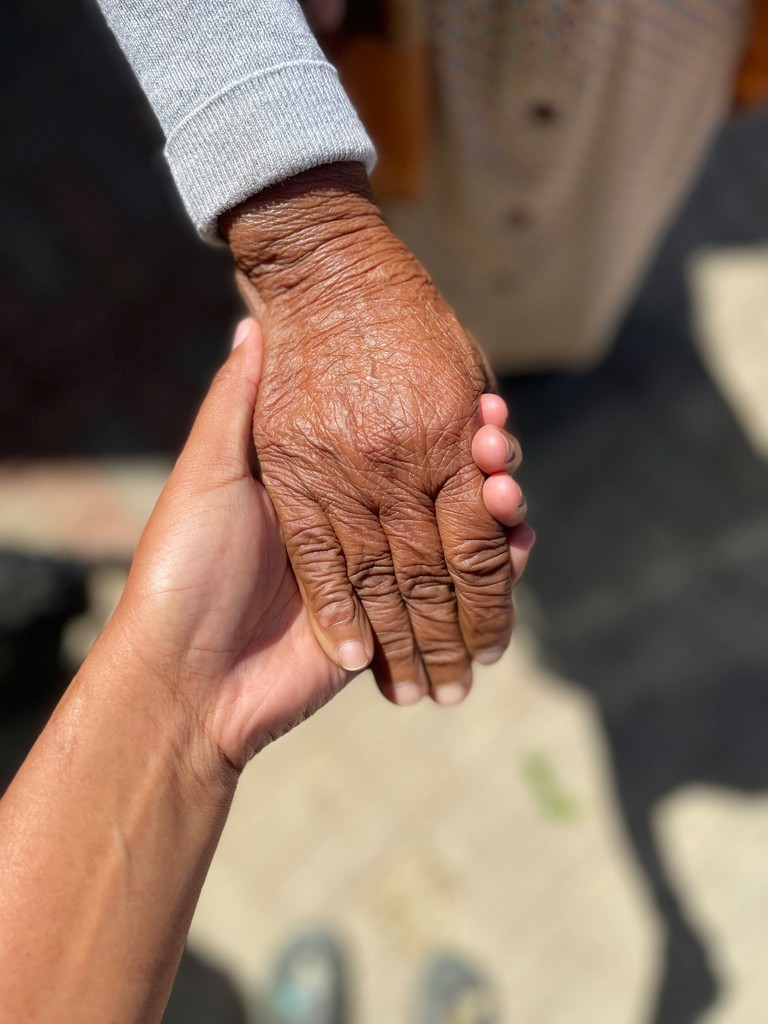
xmin=349 ymin=562 xmax=400 ymax=599
xmin=440 ymin=467 xmax=485 ymax=510
xmin=400 ymin=570 xmax=454 ymax=607
xmin=376 ymin=629 xmax=417 ymax=661
xmin=449 ymin=539 xmax=510 ymax=584
xmin=313 ymin=592 xmax=358 ymax=631
xmin=288 ymin=521 xmax=332 ymax=561
xmin=344 ymin=538 xmax=387 ymax=581
xmin=257 ymin=443 xmax=305 ymax=490
xmin=459 ymin=579 xmax=511 ymax=611
xmin=461 ymin=560 xmax=513 ymax=600
xmin=294 ymin=561 xmax=357 ymax=627
xmin=297 ymin=556 xmax=353 ymax=614
xmin=473 ymin=604 xmax=512 ymax=635
xmin=470 ymin=606 xmax=516 ymax=651
xmin=419 ymin=643 xmax=468 ymax=670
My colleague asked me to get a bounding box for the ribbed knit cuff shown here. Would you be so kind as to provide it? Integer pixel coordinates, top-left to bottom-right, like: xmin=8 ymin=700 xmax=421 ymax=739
xmin=164 ymin=61 xmax=376 ymax=241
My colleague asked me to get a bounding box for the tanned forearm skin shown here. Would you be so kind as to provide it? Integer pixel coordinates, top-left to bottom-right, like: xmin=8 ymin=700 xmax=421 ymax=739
xmin=0 ymin=620 xmax=237 ymax=1024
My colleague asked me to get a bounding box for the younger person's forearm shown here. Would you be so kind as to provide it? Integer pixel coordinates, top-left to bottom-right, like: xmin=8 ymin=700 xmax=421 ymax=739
xmin=0 ymin=623 xmax=238 ymax=1024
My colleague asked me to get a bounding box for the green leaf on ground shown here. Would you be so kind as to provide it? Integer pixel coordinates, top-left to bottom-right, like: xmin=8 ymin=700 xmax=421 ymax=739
xmin=520 ymin=751 xmax=582 ymax=823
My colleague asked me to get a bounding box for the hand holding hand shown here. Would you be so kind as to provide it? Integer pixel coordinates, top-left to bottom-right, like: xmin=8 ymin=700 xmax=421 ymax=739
xmin=104 ymin=324 xmax=533 ymax=777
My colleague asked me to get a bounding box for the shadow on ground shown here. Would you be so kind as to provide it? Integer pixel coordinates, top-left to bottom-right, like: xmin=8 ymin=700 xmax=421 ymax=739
xmin=165 ymin=948 xmax=250 ymax=1024
xmin=500 ymin=104 xmax=768 ymax=1024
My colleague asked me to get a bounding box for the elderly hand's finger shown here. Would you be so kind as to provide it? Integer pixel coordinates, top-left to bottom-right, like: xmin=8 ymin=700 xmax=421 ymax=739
xmin=329 ymin=511 xmax=429 ymax=707
xmin=264 ymin=487 xmax=375 ymax=674
xmin=381 ymin=504 xmax=473 ymax=706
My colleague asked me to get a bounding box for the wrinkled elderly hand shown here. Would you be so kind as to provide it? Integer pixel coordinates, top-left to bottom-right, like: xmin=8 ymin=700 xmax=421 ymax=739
xmin=222 ymin=163 xmax=520 ymax=707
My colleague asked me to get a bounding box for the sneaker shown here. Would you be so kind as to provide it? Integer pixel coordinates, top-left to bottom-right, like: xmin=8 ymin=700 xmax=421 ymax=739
xmin=269 ymin=929 xmax=349 ymax=1024
xmin=411 ymin=952 xmax=497 ymax=1024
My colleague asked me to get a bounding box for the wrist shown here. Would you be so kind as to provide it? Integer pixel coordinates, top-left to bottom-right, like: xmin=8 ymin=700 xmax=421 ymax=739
xmin=220 ymin=161 xmax=397 ymax=304
xmin=83 ymin=618 xmax=241 ymax=799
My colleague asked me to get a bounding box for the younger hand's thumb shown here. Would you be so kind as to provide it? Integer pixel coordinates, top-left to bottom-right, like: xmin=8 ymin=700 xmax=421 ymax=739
xmin=176 ymin=318 xmax=263 ymax=487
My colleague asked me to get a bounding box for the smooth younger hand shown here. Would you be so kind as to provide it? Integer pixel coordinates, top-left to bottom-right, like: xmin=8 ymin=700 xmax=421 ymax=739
xmin=111 ymin=320 xmax=345 ymax=770
xmin=474 ymin=393 xmax=535 ymax=584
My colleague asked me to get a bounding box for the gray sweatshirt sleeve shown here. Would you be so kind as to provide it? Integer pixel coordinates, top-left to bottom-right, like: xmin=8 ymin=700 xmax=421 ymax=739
xmin=96 ymin=0 xmax=376 ymax=239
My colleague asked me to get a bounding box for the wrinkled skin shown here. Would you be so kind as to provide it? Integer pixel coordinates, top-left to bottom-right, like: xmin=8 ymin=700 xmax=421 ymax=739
xmin=222 ymin=164 xmax=517 ymax=706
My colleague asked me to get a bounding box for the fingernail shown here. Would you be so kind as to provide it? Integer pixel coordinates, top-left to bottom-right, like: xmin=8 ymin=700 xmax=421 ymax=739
xmin=232 ymin=319 xmax=252 ymax=350
xmin=393 ymin=682 xmax=423 ymax=706
xmin=518 ymin=492 xmax=526 ymax=508
xmin=338 ymin=640 xmax=369 ymax=671
xmin=434 ymin=683 xmax=468 ymax=707
xmin=474 ymin=646 xmax=506 ymax=666
xmin=505 ymin=437 xmax=516 ymax=463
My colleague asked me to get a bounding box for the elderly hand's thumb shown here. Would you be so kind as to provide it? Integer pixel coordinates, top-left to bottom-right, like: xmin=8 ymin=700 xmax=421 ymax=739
xmin=174 ymin=318 xmax=263 ymax=488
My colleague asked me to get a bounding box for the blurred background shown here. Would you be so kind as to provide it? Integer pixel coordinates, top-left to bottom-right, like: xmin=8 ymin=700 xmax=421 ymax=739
xmin=1 ymin=1 xmax=767 ymax=1022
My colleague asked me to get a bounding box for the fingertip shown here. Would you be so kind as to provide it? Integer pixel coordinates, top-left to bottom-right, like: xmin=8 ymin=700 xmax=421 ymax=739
xmin=470 ymin=424 xmax=493 ymax=471
xmin=232 ymin=317 xmax=253 ymax=350
xmin=508 ymin=522 xmax=536 ymax=580
xmin=482 ymin=473 xmax=525 ymax=527
xmin=432 ymin=682 xmax=470 ymax=706
xmin=372 ymin=645 xmax=431 ymax=708
xmin=479 ymin=393 xmax=508 ymax=427
xmin=376 ymin=672 xmax=428 ymax=707
xmin=387 ymin=680 xmax=427 ymax=706
xmin=301 ymin=584 xmax=375 ymax=679
xmin=309 ymin=613 xmax=374 ymax=678
xmin=338 ymin=640 xmax=371 ymax=672
xmin=472 ymin=424 xmax=516 ymax=474
xmin=474 ymin=645 xmax=506 ymax=665
xmin=509 ymin=521 xmax=536 ymax=552
xmin=228 ymin=318 xmax=264 ymax=388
